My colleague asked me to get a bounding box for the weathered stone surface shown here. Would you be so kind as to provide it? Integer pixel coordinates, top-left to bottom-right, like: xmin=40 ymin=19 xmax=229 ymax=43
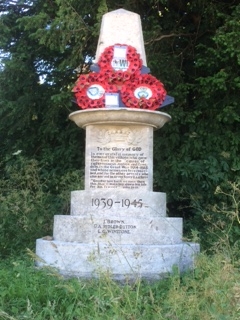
xmin=53 ymin=215 xmax=182 ymax=245
xmin=69 ymin=108 xmax=171 ymax=130
xmin=95 ymin=9 xmax=147 ymax=65
xmin=70 ymin=190 xmax=166 ymax=217
xmin=36 ymin=239 xmax=199 ymax=280
xmin=85 ymin=124 xmax=153 ymax=190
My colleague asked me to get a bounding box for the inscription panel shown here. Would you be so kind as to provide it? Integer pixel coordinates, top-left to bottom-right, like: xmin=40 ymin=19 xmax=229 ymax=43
xmin=94 ymin=219 xmax=137 ymax=235
xmin=53 ymin=215 xmax=183 ymax=245
xmin=85 ymin=125 xmax=153 ymax=190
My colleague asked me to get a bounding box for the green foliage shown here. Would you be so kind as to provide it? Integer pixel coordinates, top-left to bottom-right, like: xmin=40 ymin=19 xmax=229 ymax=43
xmin=0 ymin=155 xmax=84 ymax=257
xmin=152 ymin=3 xmax=240 ymax=245
xmin=0 ymin=251 xmax=240 ymax=319
xmin=0 ymin=155 xmax=52 ymax=256
xmin=195 ymin=180 xmax=240 ymax=256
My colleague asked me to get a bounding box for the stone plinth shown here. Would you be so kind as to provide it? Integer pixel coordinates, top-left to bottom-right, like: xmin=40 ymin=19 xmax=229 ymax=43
xmin=69 ymin=109 xmax=171 ymax=191
xmin=36 ymin=109 xmax=200 ymax=280
xmin=68 ymin=108 xmax=170 ymax=129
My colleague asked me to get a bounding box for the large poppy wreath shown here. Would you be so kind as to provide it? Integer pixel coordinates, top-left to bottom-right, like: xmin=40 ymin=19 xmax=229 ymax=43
xmin=97 ymin=44 xmax=142 ymax=84
xmin=72 ymin=73 xmax=118 ymax=109
xmin=121 ymin=74 xmax=167 ymax=110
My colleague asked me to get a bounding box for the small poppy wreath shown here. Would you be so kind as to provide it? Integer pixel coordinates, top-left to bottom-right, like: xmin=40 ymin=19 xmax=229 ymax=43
xmin=97 ymin=44 xmax=142 ymax=84
xmin=121 ymin=74 xmax=167 ymax=110
xmin=72 ymin=73 xmax=118 ymax=109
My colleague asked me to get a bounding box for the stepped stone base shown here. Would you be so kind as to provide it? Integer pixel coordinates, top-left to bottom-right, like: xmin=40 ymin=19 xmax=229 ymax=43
xmin=70 ymin=190 xmax=166 ymax=217
xmin=53 ymin=215 xmax=183 ymax=245
xmin=36 ymin=239 xmax=199 ymax=281
xmin=35 ymin=108 xmax=200 ymax=280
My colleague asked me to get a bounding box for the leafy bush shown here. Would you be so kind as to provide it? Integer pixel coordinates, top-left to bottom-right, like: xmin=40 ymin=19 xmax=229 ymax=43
xmin=196 ymin=180 xmax=240 ymax=257
xmin=0 ymin=154 xmax=83 ymax=257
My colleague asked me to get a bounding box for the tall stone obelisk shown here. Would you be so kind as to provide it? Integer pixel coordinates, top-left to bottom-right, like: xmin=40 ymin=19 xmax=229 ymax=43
xmin=36 ymin=9 xmax=199 ymax=280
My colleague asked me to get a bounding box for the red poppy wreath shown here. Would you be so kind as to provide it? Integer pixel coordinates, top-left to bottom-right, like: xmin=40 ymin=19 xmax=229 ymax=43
xmin=72 ymin=73 xmax=118 ymax=109
xmin=97 ymin=44 xmax=142 ymax=84
xmin=121 ymin=74 xmax=167 ymax=110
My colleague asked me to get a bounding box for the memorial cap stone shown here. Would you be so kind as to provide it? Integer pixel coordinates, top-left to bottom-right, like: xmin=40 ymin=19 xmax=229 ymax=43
xmin=95 ymin=9 xmax=147 ymax=66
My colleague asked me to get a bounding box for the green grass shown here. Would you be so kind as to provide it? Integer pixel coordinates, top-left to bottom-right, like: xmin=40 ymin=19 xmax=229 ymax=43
xmin=0 ymin=251 xmax=240 ymax=320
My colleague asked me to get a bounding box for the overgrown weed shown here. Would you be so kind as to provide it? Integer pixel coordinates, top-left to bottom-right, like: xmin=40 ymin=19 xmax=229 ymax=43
xmin=0 ymin=155 xmax=84 ymax=257
xmin=0 ymin=248 xmax=239 ymax=319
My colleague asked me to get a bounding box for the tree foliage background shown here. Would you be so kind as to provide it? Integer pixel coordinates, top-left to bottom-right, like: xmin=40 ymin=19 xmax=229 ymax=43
xmin=1 ymin=0 xmax=240 ymax=256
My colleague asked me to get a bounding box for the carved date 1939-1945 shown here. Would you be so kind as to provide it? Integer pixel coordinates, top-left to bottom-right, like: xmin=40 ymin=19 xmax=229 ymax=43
xmin=91 ymin=198 xmax=148 ymax=209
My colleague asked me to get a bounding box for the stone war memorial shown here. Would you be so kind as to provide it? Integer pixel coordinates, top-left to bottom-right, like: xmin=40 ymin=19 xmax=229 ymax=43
xmin=36 ymin=9 xmax=200 ymax=280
